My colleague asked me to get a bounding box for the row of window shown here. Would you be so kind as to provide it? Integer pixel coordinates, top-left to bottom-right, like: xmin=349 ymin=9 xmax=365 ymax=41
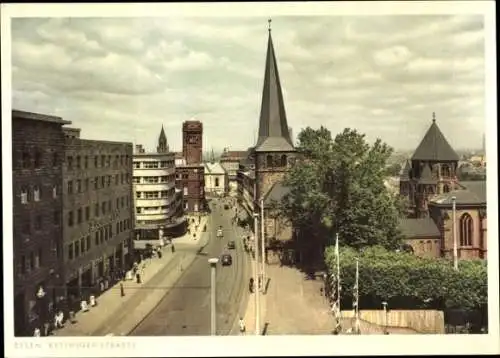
xmin=136 ymin=203 xmax=177 ymax=214
xmin=265 ymin=154 xmax=288 ymax=168
xmin=182 ymin=187 xmax=204 ymax=196
xmin=133 ymin=160 xmax=175 ymax=169
xmin=133 ymin=175 xmax=175 ymax=184
xmin=67 ymin=218 xmax=131 ymax=261
xmin=67 ymin=173 xmax=130 ymax=194
xmin=20 ymin=185 xmax=56 ymax=204
xmin=19 ymin=149 xmax=58 ymax=170
xmin=16 ymin=248 xmax=44 ymax=276
xmin=21 ymin=211 xmax=60 ymax=234
xmin=67 ymin=154 xmax=130 ymax=170
xmin=135 ymin=188 xmax=176 ymax=200
xmin=67 ymin=196 xmax=130 ymax=227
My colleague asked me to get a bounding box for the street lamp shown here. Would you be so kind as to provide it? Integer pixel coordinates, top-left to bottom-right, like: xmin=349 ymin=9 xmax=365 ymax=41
xmin=381 ymin=301 xmax=388 ymax=335
xmin=208 ymin=258 xmax=219 ymax=336
xmin=253 ymin=212 xmax=261 ymax=335
xmin=451 ymin=196 xmax=458 ymax=271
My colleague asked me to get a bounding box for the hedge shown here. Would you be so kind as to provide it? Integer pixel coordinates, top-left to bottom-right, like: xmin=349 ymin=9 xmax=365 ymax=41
xmin=324 ymin=245 xmax=488 ymax=311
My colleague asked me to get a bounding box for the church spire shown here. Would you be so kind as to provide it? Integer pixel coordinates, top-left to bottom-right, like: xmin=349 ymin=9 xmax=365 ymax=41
xmin=210 ymin=148 xmax=215 ymax=163
xmin=254 ymin=19 xmax=294 ymax=153
xmin=157 ymin=125 xmax=168 ymax=153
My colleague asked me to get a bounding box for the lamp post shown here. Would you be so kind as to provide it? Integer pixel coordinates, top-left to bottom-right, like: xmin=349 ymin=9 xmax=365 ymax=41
xmin=382 ymin=301 xmax=388 ymax=335
xmin=253 ymin=212 xmax=261 ymax=335
xmin=260 ymin=197 xmax=265 ymax=292
xmin=451 ymin=196 xmax=458 ymax=271
xmin=208 ymin=258 xmax=219 ymax=336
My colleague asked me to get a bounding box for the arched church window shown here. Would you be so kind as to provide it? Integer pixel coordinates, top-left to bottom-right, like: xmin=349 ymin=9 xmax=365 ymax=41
xmin=441 ymin=165 xmax=451 ymax=178
xmin=266 ymin=155 xmax=273 ymax=168
xmin=280 ymin=155 xmax=287 ymax=167
xmin=459 ymin=213 xmax=473 ymax=246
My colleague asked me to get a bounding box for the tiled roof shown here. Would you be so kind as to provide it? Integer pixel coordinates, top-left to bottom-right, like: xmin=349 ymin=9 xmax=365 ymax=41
xmin=254 ymin=31 xmax=294 ymax=153
xmin=398 ymin=217 xmax=440 ymax=238
xmin=411 ymin=117 xmax=459 ymax=161
xmin=263 ymin=181 xmax=291 ymax=206
xmin=430 ymin=181 xmax=486 ymax=206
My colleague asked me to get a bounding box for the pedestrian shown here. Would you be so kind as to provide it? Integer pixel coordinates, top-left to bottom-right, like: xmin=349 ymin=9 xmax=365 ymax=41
xmin=120 ymin=283 xmax=125 ymax=297
xmin=171 ymin=244 xmax=175 ymax=253
xmin=239 ymin=317 xmax=246 ymax=334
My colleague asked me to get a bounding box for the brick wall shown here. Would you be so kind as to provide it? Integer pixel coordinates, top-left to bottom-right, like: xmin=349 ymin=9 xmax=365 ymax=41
xmin=175 ymin=165 xmax=205 ymax=212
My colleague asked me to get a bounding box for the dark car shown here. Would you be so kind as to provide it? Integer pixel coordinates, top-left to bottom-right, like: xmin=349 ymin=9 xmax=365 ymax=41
xmin=221 ymin=254 xmax=232 ymax=266
xmin=227 ymin=241 xmax=236 ymax=250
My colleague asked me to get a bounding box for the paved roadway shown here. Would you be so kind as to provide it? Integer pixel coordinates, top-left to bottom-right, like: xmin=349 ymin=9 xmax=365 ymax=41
xmin=129 ymin=198 xmax=250 ymax=336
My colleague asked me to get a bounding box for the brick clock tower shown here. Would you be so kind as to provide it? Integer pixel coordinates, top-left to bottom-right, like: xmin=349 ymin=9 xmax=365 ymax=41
xmin=182 ymin=121 xmax=203 ymax=165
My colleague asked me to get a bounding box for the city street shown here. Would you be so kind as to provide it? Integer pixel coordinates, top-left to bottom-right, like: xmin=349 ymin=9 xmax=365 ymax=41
xmin=130 ymin=198 xmax=251 ymax=336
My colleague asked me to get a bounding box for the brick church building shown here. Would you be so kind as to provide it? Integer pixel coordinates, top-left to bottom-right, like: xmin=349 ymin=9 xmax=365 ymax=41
xmin=398 ymin=114 xmax=487 ymax=260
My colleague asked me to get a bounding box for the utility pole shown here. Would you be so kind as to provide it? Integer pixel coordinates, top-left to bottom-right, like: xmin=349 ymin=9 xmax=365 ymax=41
xmin=253 ymin=180 xmax=260 ymax=335
xmin=208 ymin=258 xmax=219 ymax=336
xmin=260 ymin=197 xmax=266 ymax=292
xmin=452 ymin=196 xmax=458 ymax=271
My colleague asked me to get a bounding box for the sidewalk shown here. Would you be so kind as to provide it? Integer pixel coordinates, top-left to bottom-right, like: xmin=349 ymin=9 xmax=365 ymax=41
xmin=52 ymin=216 xmax=209 ymax=336
xmin=239 ymin=257 xmax=268 ymax=336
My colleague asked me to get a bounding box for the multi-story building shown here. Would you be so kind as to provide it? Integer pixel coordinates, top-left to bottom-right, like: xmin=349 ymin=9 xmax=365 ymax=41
xmin=62 ymin=127 xmax=134 ymax=305
xmin=220 ymin=148 xmax=248 ymax=194
xmin=204 ymin=159 xmax=228 ymax=197
xmin=132 ymin=127 xmax=186 ymax=247
xmin=12 ymin=110 xmax=69 ymax=336
xmin=175 ymin=120 xmax=206 ymax=213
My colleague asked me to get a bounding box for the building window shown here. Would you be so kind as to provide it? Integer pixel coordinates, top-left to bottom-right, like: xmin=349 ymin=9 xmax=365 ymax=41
xmin=94 ymin=156 xmax=98 ymax=168
xmin=53 ymin=210 xmax=60 ymax=225
xmin=101 ymin=176 xmax=105 ymax=188
xmin=52 ymin=185 xmax=57 ymax=198
xmin=76 ymin=179 xmax=82 ymax=193
xmin=80 ymin=237 xmax=85 ymax=253
xmin=183 ymin=187 xmax=188 ymax=196
xmin=76 ymin=156 xmax=81 ymax=169
xmin=35 ymin=215 xmax=42 ymax=230
xmin=33 ymin=186 xmax=41 ymax=201
xmin=184 ymin=201 xmax=189 ymax=210
xmin=95 ymin=203 xmax=99 ymax=217
xmin=108 ymin=200 xmax=112 ymax=211
xmin=21 ymin=187 xmax=29 ymax=204
xmin=85 ymin=178 xmax=89 ymax=192
xmin=107 ymin=175 xmax=111 ymax=187
xmin=215 ymin=177 xmax=220 ymax=187
xmin=68 ymin=211 xmax=74 ymax=227
xmin=85 ymin=206 xmax=90 ymax=221
xmin=121 ymin=197 xmax=125 ymax=208
xmin=34 ymin=149 xmax=42 ymax=168
xmin=34 ymin=249 xmax=41 ymax=269
xmin=101 ymin=155 xmax=105 ymax=167
xmin=136 ymin=191 xmax=141 ymax=199
xmin=77 ymin=208 xmax=82 ymax=224
xmin=84 ymin=155 xmax=88 ymax=169
xmin=116 ymin=197 xmax=120 ymax=208
xmin=67 ymin=180 xmax=73 ymax=194
xmin=133 ymin=177 xmax=140 ymax=184
xmin=68 ymin=243 xmax=74 ymax=260
xmin=443 ymin=184 xmax=450 ymax=193
xmin=102 ymin=202 xmax=106 ymax=214
xmin=459 ymin=213 xmax=473 ymax=246
xmin=266 ymin=155 xmax=273 ymax=168
xmin=86 ymin=235 xmax=91 ymax=251
xmin=107 ymin=155 xmax=111 ymax=167
xmin=109 ymin=224 xmax=113 ymax=238
xmin=67 ymin=156 xmax=73 ymax=170
xmin=280 ymin=155 xmax=287 ymax=167
xmin=94 ymin=177 xmax=98 ymax=190
xmin=74 ymin=240 xmax=80 ymax=258
xmin=52 ymin=152 xmax=58 ymax=167
xmin=115 ymin=174 xmax=119 ymax=185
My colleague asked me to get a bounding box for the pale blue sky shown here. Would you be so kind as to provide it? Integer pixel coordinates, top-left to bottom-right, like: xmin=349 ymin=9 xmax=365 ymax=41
xmin=11 ymin=15 xmax=485 ymax=153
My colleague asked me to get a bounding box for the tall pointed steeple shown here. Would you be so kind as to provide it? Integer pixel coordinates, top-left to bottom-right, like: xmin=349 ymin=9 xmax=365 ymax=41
xmin=157 ymin=125 xmax=168 ymax=153
xmin=254 ymin=19 xmax=294 ymax=153
xmin=210 ymin=148 xmax=215 ymax=164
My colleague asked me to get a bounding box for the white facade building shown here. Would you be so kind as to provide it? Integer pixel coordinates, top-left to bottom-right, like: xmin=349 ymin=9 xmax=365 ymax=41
xmin=204 ymin=161 xmax=228 ymax=196
xmin=132 ymin=129 xmax=185 ymax=246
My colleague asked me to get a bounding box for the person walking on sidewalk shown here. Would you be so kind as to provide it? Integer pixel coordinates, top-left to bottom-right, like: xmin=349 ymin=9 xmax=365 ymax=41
xmin=239 ymin=317 xmax=246 ymax=335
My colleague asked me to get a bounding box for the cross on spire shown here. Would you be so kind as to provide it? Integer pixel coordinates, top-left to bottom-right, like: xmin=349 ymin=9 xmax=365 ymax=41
xmin=268 ymin=18 xmax=272 ymax=32
xmin=432 ymin=112 xmax=436 ymax=122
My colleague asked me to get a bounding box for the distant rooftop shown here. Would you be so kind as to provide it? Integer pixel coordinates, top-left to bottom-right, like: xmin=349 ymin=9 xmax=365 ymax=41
xmin=13 ymin=109 xmax=71 ymax=125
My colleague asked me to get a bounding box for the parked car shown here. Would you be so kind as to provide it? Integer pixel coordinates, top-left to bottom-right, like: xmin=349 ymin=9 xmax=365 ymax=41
xmin=217 ymin=229 xmax=223 ymax=238
xmin=227 ymin=240 xmax=236 ymax=249
xmin=221 ymin=254 xmax=232 ymax=266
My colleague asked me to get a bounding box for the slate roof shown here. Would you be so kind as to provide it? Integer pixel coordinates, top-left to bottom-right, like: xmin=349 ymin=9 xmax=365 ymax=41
xmin=263 ymin=181 xmax=291 ymax=206
xmin=204 ymin=162 xmax=226 ymax=175
xmin=411 ymin=117 xmax=459 ymax=162
xmin=418 ymin=164 xmax=437 ymax=184
xmin=400 ymin=160 xmax=411 ymax=181
xmin=254 ymin=30 xmax=294 ymax=153
xmin=430 ymin=180 xmax=486 ymax=206
xmin=398 ymin=217 xmax=440 ymax=238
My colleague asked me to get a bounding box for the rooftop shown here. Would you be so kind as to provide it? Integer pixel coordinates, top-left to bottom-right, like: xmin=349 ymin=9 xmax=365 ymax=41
xmin=430 ymin=180 xmax=486 ymax=206
xmin=13 ymin=109 xmax=71 ymax=125
xmin=398 ymin=217 xmax=440 ymax=238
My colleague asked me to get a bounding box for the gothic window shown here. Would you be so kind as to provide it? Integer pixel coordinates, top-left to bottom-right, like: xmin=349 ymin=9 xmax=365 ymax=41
xmin=443 ymin=184 xmax=450 ymax=193
xmin=280 ymin=155 xmax=287 ymax=167
xmin=459 ymin=213 xmax=473 ymax=246
xmin=33 ymin=186 xmax=41 ymax=202
xmin=441 ymin=165 xmax=451 ymax=178
xmin=21 ymin=187 xmax=29 ymax=204
xmin=215 ymin=177 xmax=220 ymax=187
xmin=266 ymin=155 xmax=273 ymax=168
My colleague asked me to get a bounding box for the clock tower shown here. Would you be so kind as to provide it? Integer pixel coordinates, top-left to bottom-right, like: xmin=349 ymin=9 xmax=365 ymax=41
xmin=182 ymin=120 xmax=203 ymax=165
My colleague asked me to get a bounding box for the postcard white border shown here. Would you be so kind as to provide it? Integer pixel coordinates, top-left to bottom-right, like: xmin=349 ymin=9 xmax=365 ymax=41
xmin=2 ymin=1 xmax=498 ymax=357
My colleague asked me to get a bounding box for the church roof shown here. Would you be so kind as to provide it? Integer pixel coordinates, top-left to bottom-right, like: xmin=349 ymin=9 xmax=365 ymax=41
xmin=159 ymin=125 xmax=167 ymax=142
xmin=398 ymin=218 xmax=440 ymax=238
xmin=400 ymin=160 xmax=411 ymax=181
xmin=430 ymin=181 xmax=486 ymax=206
xmin=254 ymin=26 xmax=294 ymax=153
xmin=204 ymin=162 xmax=226 ymax=175
xmin=411 ymin=114 xmax=459 ymax=162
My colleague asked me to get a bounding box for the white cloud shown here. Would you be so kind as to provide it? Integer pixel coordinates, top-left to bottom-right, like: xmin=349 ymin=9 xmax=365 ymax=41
xmin=9 ymin=14 xmax=486 ymax=152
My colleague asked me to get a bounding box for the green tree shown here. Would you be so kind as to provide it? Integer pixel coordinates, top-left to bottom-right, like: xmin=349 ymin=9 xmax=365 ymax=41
xmin=281 ymin=127 xmax=403 ymax=251
xmin=385 ymin=163 xmax=403 ymax=176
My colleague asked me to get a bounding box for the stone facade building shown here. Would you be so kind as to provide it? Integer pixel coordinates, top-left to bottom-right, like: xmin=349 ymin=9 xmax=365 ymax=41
xmin=12 ymin=110 xmax=69 ymax=336
xmin=61 ymin=127 xmax=134 ymax=305
xmin=175 ymin=120 xmax=206 ymax=213
xmin=204 ymin=159 xmax=228 ymax=197
xmin=220 ymin=149 xmax=248 ymax=194
xmin=237 ymin=26 xmax=296 ymax=265
xmin=133 ymin=127 xmax=186 ymax=246
xmin=399 ymin=114 xmax=487 ymax=260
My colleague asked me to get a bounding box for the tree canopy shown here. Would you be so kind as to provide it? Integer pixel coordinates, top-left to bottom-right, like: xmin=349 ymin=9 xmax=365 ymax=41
xmin=280 ymin=126 xmax=403 ymax=250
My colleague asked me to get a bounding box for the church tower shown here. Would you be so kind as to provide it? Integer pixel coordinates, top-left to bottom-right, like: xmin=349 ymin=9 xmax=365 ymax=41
xmin=157 ymin=125 xmax=169 ymax=153
xmin=400 ymin=113 xmax=459 ymax=218
xmin=254 ymin=20 xmax=296 ymax=202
